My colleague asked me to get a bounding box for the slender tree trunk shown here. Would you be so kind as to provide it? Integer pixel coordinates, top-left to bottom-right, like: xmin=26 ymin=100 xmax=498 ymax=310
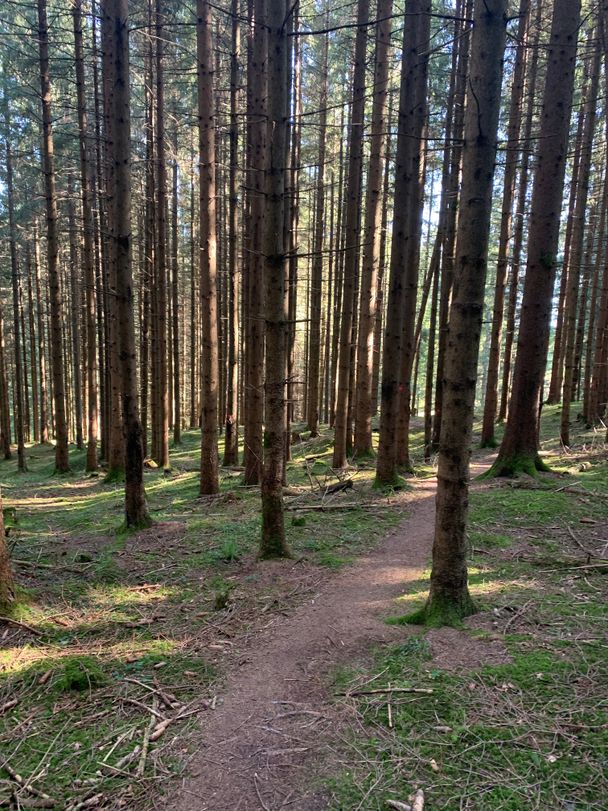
xmin=154 ymin=0 xmax=170 ymax=471
xmin=73 ymin=0 xmax=99 ymax=470
xmin=417 ymin=0 xmax=507 ymax=625
xmin=67 ymin=179 xmax=84 ymax=451
xmin=4 ymin=111 xmax=27 ymax=472
xmin=498 ymin=0 xmax=541 ymax=423
xmin=490 ymin=0 xmax=581 ymax=476
xmin=375 ymin=0 xmax=430 ymax=485
xmin=560 ymin=38 xmax=600 ymax=445
xmin=197 ymin=0 xmax=220 ymax=495
xmin=260 ymin=0 xmax=290 ymax=558
xmin=353 ymin=0 xmax=392 ymax=456
xmin=37 ymin=0 xmax=69 ymax=473
xmin=26 ymin=250 xmax=40 ymax=445
xmin=243 ymin=0 xmax=267 ymax=484
xmin=306 ymin=32 xmax=329 ymax=438
xmin=332 ymin=0 xmax=369 ymax=468
xmin=171 ymin=127 xmax=181 ymax=445
xmin=107 ymin=0 xmax=150 ymax=527
xmin=480 ymin=0 xmax=529 ymax=447
xmin=224 ymin=0 xmax=241 ymax=466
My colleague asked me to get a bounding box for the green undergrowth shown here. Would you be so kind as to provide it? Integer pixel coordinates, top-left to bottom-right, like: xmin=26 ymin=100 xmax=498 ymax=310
xmin=0 ymin=426 xmax=403 ymax=807
xmin=327 ymin=418 xmax=608 ymax=809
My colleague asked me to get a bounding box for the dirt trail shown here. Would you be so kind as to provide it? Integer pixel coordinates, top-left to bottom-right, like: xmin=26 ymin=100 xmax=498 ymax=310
xmin=174 ymin=468 xmax=484 ymax=811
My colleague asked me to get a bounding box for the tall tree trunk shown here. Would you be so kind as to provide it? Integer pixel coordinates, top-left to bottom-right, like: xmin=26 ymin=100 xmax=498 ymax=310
xmin=560 ymin=37 xmax=600 ymax=445
xmin=480 ymin=0 xmax=529 ymax=447
xmin=198 ymin=0 xmax=220 ymax=495
xmin=67 ymin=179 xmax=84 ymax=451
xmin=73 ymin=0 xmax=98 ymax=470
xmin=171 ymin=127 xmax=181 ymax=445
xmin=260 ymin=0 xmax=290 ymax=558
xmin=107 ymin=0 xmax=150 ymax=527
xmin=353 ymin=0 xmax=392 ymax=456
xmin=4 ymin=107 xmax=27 ymax=472
xmin=431 ymin=0 xmax=471 ymax=452
xmin=154 ymin=0 xmax=170 ymax=471
xmin=306 ymin=31 xmax=329 ymax=438
xmin=497 ymin=0 xmax=541 ymax=423
xmin=416 ymin=0 xmax=507 ymax=625
xmin=332 ymin=0 xmax=369 ymax=468
xmin=243 ymin=0 xmax=267 ymax=484
xmin=26 ymin=249 xmax=40 ymax=445
xmin=490 ymin=0 xmax=581 ymax=476
xmin=37 ymin=0 xmax=70 ymax=473
xmin=375 ymin=0 xmax=430 ymax=485
xmin=223 ymin=0 xmax=240 ymax=466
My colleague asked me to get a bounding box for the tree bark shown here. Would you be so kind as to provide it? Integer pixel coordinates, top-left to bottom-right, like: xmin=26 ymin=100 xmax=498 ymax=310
xmin=197 ymin=0 xmax=220 ymax=495
xmin=260 ymin=0 xmax=291 ymax=558
xmin=37 ymin=0 xmax=70 ymax=473
xmin=106 ymin=0 xmax=150 ymax=527
xmin=480 ymin=0 xmax=529 ymax=447
xmin=375 ymin=0 xmax=430 ymax=485
xmin=333 ymin=0 xmax=369 ymax=468
xmin=490 ymin=0 xmax=581 ymax=476
xmin=418 ymin=0 xmax=507 ymax=624
xmin=353 ymin=0 xmax=392 ymax=457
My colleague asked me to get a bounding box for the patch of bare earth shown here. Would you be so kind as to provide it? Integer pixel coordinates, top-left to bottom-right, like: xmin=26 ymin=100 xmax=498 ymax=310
xmin=171 ymin=465 xmax=499 ymax=811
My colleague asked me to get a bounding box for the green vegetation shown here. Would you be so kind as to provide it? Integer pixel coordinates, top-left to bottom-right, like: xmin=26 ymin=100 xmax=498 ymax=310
xmin=326 ymin=416 xmax=608 ymax=809
xmin=0 ymin=426 xmax=403 ymax=808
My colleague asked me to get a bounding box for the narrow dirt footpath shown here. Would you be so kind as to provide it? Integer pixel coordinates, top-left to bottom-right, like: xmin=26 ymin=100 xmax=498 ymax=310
xmin=174 ymin=472 xmax=456 ymax=810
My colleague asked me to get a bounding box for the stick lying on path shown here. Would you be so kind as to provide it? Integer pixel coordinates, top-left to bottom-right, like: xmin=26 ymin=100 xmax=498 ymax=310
xmin=337 ymin=687 xmax=433 ymax=697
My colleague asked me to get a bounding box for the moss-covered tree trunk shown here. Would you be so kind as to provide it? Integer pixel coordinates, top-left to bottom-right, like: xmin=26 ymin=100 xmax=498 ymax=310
xmin=489 ymin=0 xmax=581 ymax=478
xmin=417 ymin=0 xmax=507 ymax=625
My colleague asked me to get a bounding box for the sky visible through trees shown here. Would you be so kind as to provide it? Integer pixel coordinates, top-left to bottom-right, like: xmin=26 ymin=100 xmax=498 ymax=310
xmin=0 ymin=0 xmax=606 ymax=643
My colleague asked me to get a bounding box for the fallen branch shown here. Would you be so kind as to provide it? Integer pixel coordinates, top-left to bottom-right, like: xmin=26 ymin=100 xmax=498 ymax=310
xmin=1 ymin=764 xmax=56 ymax=806
xmin=386 ymin=801 xmax=411 ymax=811
xmin=337 ymin=687 xmax=433 ymax=697
xmin=0 ymin=616 xmax=43 ymax=637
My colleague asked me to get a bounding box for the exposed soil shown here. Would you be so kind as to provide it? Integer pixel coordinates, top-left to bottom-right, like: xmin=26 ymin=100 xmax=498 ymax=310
xmin=173 ymin=461 xmax=498 ymax=811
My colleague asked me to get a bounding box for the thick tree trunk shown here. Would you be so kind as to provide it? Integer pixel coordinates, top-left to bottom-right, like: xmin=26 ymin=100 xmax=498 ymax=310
xmin=37 ymin=0 xmax=70 ymax=473
xmin=417 ymin=0 xmax=507 ymax=625
xmin=490 ymin=0 xmax=581 ymax=476
xmin=375 ymin=0 xmax=430 ymax=485
xmin=260 ymin=0 xmax=291 ymax=558
xmin=353 ymin=0 xmax=392 ymax=457
xmin=197 ymin=0 xmax=220 ymax=495
xmin=171 ymin=129 xmax=181 ymax=445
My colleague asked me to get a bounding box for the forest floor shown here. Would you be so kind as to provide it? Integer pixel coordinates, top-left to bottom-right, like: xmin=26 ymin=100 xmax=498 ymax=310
xmin=0 ymin=406 xmax=607 ymax=810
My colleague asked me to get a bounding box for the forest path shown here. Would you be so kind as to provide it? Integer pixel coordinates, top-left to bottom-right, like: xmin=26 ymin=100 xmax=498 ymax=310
xmin=174 ymin=461 xmax=488 ymax=811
